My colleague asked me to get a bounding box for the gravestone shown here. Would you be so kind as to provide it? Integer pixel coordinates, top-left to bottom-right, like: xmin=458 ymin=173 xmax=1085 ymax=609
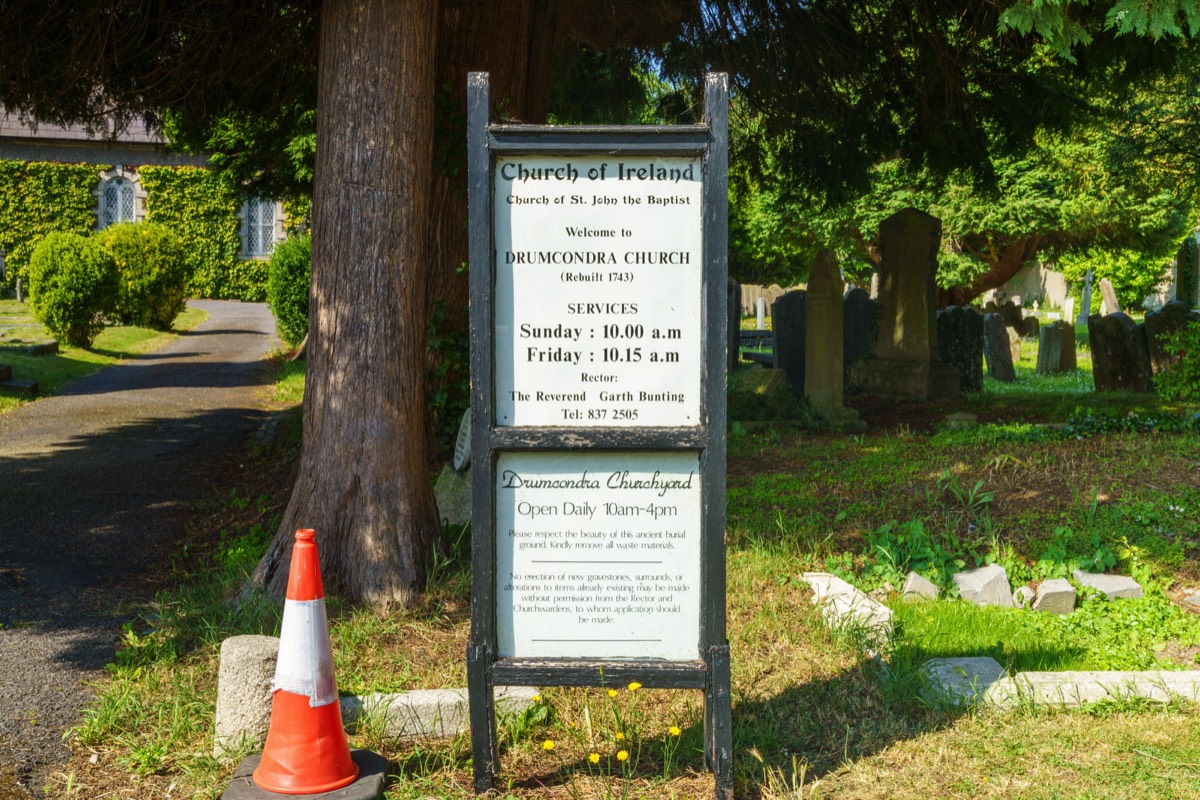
xmin=1036 ymin=321 xmax=1077 ymax=375
xmin=1063 ymin=297 xmax=1075 ymax=324
xmin=843 ymin=287 xmax=876 ymax=384
xmin=998 ymin=300 xmax=1023 ymax=331
xmin=772 ymin=290 xmax=806 ymax=393
xmin=1021 ymin=317 xmax=1040 ymax=338
xmin=1099 ymin=278 xmax=1120 ymax=316
xmin=728 ymin=279 xmax=741 ymax=372
xmin=1175 ymin=236 xmax=1199 ymax=309
xmin=1008 ymin=326 xmax=1021 ymax=364
xmin=983 ymin=313 xmax=1015 ymax=382
xmin=805 ymin=251 xmax=864 ymax=429
xmin=848 ymin=208 xmax=959 ymax=400
xmin=452 ymin=410 xmax=472 ymax=471
xmin=1077 ymin=270 xmax=1094 ymax=325
xmin=1144 ymin=300 xmax=1200 ymax=375
xmin=756 ymin=297 xmax=766 ymax=330
xmin=1088 ymin=312 xmax=1152 ymax=392
xmin=936 ymin=305 xmax=984 ymax=392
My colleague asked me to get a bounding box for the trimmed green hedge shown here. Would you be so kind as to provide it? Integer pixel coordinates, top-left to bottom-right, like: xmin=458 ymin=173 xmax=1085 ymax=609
xmin=0 ymin=161 xmax=104 ymax=290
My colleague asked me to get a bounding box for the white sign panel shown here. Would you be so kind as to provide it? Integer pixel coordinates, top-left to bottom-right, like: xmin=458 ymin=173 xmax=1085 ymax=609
xmin=494 ymin=155 xmax=703 ymax=427
xmin=496 ymin=451 xmax=702 ymax=660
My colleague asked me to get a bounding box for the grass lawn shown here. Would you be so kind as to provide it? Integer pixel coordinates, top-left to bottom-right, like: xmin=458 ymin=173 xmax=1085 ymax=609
xmin=47 ymin=339 xmax=1200 ymax=799
xmin=0 ymin=299 xmax=208 ymax=413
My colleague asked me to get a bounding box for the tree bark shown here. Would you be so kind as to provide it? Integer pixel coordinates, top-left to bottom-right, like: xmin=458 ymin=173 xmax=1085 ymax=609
xmin=940 ymin=236 xmax=1043 ymax=307
xmin=253 ymin=0 xmax=440 ymax=606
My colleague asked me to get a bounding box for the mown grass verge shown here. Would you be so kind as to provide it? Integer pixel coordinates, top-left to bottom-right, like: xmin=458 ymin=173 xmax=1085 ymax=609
xmin=48 ymin=349 xmax=1200 ymax=799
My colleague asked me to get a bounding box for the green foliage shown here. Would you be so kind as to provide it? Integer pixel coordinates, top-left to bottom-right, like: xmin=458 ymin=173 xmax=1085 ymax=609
xmin=425 ymin=299 xmax=470 ymax=454
xmin=1035 ymin=527 xmax=1118 ymax=579
xmin=862 ymin=520 xmax=966 ymax=592
xmin=0 ymin=160 xmax=105 ymax=290
xmin=1058 ymin=248 xmax=1171 ymax=314
xmin=98 ymin=222 xmax=190 ymax=329
xmin=139 ymin=166 xmax=258 ymax=300
xmin=27 ymin=232 xmax=118 ymax=347
xmin=266 ymin=234 xmax=311 ymax=347
xmin=1154 ymin=324 xmax=1200 ymax=402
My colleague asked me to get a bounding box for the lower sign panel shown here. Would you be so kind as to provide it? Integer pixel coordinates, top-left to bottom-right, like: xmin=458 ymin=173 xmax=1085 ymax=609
xmin=495 ymin=451 xmax=702 ymax=660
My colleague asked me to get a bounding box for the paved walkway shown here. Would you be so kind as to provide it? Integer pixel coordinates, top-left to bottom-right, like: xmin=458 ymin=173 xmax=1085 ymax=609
xmin=0 ymin=301 xmax=279 ymax=796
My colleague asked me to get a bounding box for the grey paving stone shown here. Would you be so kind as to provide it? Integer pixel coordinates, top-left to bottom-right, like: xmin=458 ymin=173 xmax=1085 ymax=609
xmin=902 ymin=571 xmax=939 ymax=601
xmin=922 ymin=657 xmax=1007 ymax=706
xmin=987 ymin=671 xmax=1200 ymax=709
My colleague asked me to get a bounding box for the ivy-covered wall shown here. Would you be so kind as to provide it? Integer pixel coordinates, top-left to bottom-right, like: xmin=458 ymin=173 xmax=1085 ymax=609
xmin=0 ymin=161 xmax=106 ymax=290
xmin=141 ymin=165 xmax=266 ymax=301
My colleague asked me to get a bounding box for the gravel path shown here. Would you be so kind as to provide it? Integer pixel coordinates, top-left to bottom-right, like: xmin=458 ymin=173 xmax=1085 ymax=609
xmin=0 ymin=301 xmax=279 ymax=796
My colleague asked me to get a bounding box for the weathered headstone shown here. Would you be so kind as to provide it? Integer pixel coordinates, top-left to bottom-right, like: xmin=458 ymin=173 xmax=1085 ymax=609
xmin=804 ymin=249 xmax=843 ymax=409
xmin=869 ymin=272 xmax=880 ymax=299
xmin=728 ymin=279 xmax=741 ymax=372
xmin=1032 ymin=579 xmax=1076 ymax=615
xmin=756 ymin=296 xmax=766 ymax=330
xmin=772 ymin=290 xmax=806 ymax=393
xmin=842 ymin=287 xmax=876 ymax=384
xmin=1088 ymin=312 xmax=1152 ymax=392
xmin=15 ymin=278 xmax=22 ymax=303
xmin=902 ymin=571 xmax=940 ymax=601
xmin=1035 ymin=321 xmax=1077 ymax=375
xmin=848 ymin=208 xmax=959 ymax=400
xmin=983 ymin=313 xmax=1015 ymax=382
xmin=1144 ymin=300 xmax=1200 ymax=375
xmin=1077 ymin=270 xmax=1094 ymax=325
xmin=1072 ymin=570 xmax=1144 ymax=600
xmin=1007 ymin=326 xmax=1022 ymax=364
xmin=936 ymin=305 xmax=984 ymax=392
xmin=1021 ymin=316 xmax=1040 ymax=339
xmin=1099 ymin=277 xmax=1120 ymax=316
xmin=452 ymin=410 xmax=472 ymax=471
xmin=433 ymin=463 xmax=471 ymax=527
xmin=998 ymin=300 xmax=1023 ymax=331
xmin=1063 ymin=297 xmax=1076 ymax=324
xmin=805 ymin=250 xmax=864 ymax=429
xmin=1175 ymin=235 xmax=1199 ymax=309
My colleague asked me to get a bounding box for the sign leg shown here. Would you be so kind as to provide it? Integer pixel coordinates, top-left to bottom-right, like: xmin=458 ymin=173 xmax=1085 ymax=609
xmin=467 ymin=644 xmax=497 ymax=794
xmin=706 ymin=643 xmax=734 ymax=799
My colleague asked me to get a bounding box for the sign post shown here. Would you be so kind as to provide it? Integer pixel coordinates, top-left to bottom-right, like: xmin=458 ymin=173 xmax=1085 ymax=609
xmin=466 ymin=71 xmax=731 ymax=798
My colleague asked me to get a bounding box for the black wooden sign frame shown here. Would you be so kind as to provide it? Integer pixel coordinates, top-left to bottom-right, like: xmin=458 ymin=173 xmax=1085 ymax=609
xmin=466 ymin=71 xmax=731 ymax=798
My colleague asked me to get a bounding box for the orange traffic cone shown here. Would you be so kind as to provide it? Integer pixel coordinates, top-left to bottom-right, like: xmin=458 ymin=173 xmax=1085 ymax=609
xmin=253 ymin=529 xmax=359 ymax=794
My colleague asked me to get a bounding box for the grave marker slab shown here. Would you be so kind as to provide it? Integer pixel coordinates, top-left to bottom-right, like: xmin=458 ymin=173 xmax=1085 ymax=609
xmin=1036 ymin=320 xmax=1077 ymax=375
xmin=772 ymin=290 xmax=806 ymax=393
xmin=983 ymin=313 xmax=1015 ymax=382
xmin=1088 ymin=312 xmax=1152 ymax=392
xmin=1144 ymin=300 xmax=1200 ymax=375
xmin=937 ymin=305 xmax=984 ymax=392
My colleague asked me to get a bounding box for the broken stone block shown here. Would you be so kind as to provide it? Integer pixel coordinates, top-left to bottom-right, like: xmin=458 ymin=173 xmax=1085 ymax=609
xmin=953 ymin=564 xmax=1014 ymax=607
xmin=1032 ymin=578 xmax=1076 ymax=614
xmin=1072 ymin=569 xmax=1143 ymax=600
xmin=1013 ymin=585 xmax=1035 ymax=608
xmin=921 ymin=656 xmax=1007 ymax=706
xmin=902 ymin=571 xmax=940 ymax=601
xmin=802 ymin=572 xmax=893 ymax=648
xmin=1184 ymin=592 xmax=1200 ymax=609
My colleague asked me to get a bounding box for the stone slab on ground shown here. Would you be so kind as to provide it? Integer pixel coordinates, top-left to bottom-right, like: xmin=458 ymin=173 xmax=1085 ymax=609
xmin=802 ymin=572 xmax=893 ymax=647
xmin=902 ymin=571 xmax=939 ymax=601
xmin=986 ymin=671 xmax=1200 ymax=709
xmin=221 ymin=749 xmax=387 ymax=800
xmin=1013 ymin=585 xmax=1035 ymax=608
xmin=214 ymin=635 xmax=279 ymax=758
xmin=921 ymin=657 xmax=1007 ymax=706
xmin=341 ymin=686 xmax=537 ymax=739
xmin=1184 ymin=592 xmax=1200 ymax=609
xmin=1072 ymin=570 xmax=1143 ymax=600
xmin=1033 ymin=578 xmax=1076 ymax=614
xmin=953 ymin=564 xmax=1014 ymax=607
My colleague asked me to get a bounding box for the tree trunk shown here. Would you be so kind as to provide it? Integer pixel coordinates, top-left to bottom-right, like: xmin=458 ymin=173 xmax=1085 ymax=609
xmin=253 ymin=0 xmax=439 ymax=606
xmin=940 ymin=236 xmax=1043 ymax=307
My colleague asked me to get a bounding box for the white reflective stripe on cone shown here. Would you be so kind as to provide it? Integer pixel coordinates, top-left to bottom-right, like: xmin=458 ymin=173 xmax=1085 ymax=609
xmin=273 ymin=598 xmax=337 ymax=707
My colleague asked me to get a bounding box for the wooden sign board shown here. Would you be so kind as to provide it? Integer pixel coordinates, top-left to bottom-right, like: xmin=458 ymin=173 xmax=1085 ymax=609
xmin=467 ymin=72 xmax=731 ymax=799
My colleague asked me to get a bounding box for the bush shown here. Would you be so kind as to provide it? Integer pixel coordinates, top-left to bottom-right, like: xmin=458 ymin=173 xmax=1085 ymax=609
xmin=266 ymin=234 xmax=311 ymax=347
xmin=1155 ymin=324 xmax=1200 ymax=403
xmin=98 ymin=223 xmax=191 ymax=329
xmin=27 ymin=232 xmax=118 ymax=347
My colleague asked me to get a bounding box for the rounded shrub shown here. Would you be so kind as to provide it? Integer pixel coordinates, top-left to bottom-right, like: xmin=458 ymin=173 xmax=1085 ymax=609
xmin=27 ymin=232 xmax=118 ymax=348
xmin=98 ymin=222 xmax=191 ymax=329
xmin=266 ymin=234 xmax=312 ymax=348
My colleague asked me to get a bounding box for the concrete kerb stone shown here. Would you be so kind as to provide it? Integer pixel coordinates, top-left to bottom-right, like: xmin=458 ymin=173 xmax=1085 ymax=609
xmin=341 ymin=686 xmax=538 ymax=739
xmin=801 ymin=572 xmax=893 ymax=650
xmin=213 ymin=635 xmax=279 ymax=758
xmin=985 ymin=671 xmax=1200 ymax=710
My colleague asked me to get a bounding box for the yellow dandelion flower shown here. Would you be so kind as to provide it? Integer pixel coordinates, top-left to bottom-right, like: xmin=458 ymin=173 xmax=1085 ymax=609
xmin=532 ymin=694 xmax=542 ymax=703
xmin=669 ymin=725 xmax=681 ymax=737
xmin=607 ymin=689 xmax=618 ymax=698
xmin=589 ymin=753 xmax=600 ymax=764
xmin=617 ymin=749 xmax=629 ymax=762
xmin=627 ymin=681 xmax=642 ymax=692
xmin=615 ymin=731 xmax=625 ymax=741
xmin=542 ymin=739 xmax=555 ymax=751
